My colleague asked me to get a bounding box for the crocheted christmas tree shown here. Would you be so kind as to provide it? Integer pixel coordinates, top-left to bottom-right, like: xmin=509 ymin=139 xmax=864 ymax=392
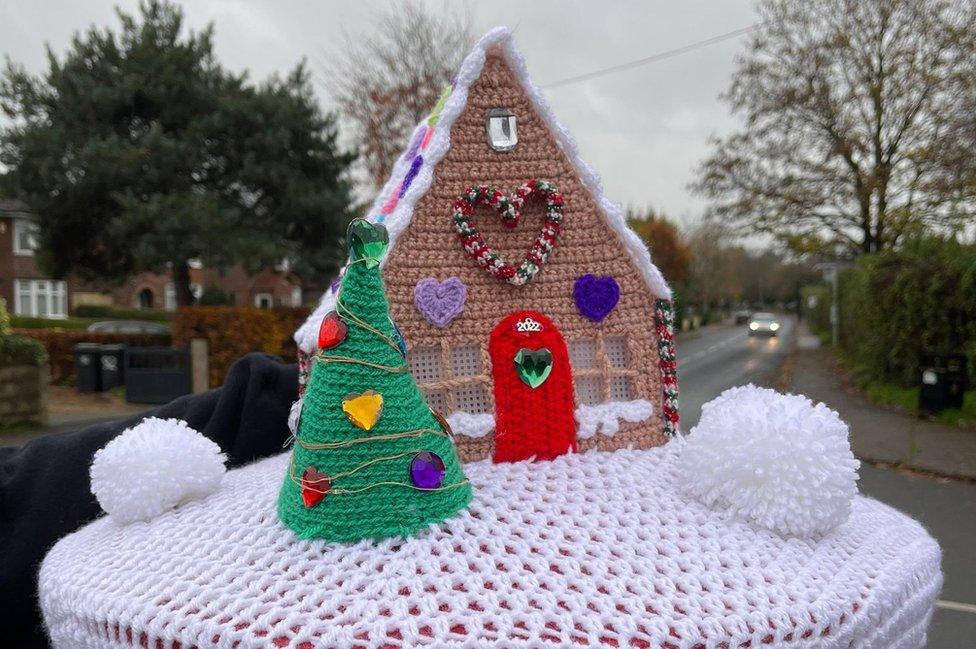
xmin=278 ymin=219 xmax=472 ymax=542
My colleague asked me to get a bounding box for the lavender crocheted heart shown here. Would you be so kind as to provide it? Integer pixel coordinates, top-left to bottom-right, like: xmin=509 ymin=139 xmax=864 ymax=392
xmin=414 ymin=277 xmax=467 ymax=328
xmin=574 ymin=274 xmax=620 ymax=322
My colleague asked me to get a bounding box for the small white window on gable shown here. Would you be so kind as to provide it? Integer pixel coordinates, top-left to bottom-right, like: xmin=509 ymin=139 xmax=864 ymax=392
xmin=486 ymin=108 xmax=517 ymax=151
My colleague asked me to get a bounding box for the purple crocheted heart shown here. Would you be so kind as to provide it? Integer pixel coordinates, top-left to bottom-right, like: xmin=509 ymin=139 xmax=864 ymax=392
xmin=414 ymin=277 xmax=467 ymax=328
xmin=574 ymin=274 xmax=620 ymax=322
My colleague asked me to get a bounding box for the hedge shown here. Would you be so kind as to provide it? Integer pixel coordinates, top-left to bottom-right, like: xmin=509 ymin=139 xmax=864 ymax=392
xmin=73 ymin=305 xmax=173 ymax=321
xmin=10 ymin=315 xmax=94 ymax=330
xmin=2 ymin=300 xmax=47 ymax=367
xmin=0 ymin=335 xmax=47 ymax=367
xmin=171 ymin=306 xmax=310 ymax=386
xmin=14 ymin=329 xmax=170 ymax=383
xmin=839 ymin=237 xmax=976 ymax=387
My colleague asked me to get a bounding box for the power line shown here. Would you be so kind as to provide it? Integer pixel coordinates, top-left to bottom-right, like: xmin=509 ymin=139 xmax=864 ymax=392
xmin=543 ymin=24 xmax=758 ymax=89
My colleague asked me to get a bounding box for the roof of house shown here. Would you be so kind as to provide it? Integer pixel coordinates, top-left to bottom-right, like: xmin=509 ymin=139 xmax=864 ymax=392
xmin=0 ymin=198 xmax=33 ymax=216
xmin=296 ymin=26 xmax=670 ymax=353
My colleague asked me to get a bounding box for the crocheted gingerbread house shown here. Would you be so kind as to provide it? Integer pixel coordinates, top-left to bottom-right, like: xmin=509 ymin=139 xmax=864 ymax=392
xmin=296 ymin=27 xmax=678 ymax=463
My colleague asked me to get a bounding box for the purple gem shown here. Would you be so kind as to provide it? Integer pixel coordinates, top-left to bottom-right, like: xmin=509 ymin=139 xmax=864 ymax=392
xmin=410 ymin=451 xmax=446 ymax=489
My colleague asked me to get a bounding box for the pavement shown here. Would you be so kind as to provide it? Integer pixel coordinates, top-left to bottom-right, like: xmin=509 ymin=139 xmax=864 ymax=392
xmin=789 ymin=323 xmax=976 ymax=479
xmin=0 ymin=385 xmax=148 ymax=447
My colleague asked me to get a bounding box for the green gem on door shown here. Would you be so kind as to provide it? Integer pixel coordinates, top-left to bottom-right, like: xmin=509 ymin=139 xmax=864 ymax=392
xmin=514 ymin=347 xmax=553 ymax=388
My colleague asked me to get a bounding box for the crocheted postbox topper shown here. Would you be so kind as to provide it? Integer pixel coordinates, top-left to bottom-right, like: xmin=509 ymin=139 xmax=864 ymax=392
xmin=278 ymin=219 xmax=471 ymax=542
xmin=37 ymin=28 xmax=941 ymax=649
xmin=294 ymin=27 xmax=679 ymax=464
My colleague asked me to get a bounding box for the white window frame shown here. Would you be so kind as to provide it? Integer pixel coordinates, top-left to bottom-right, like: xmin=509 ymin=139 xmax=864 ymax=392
xmin=13 ymin=218 xmax=39 ymax=255
xmin=13 ymin=279 xmax=67 ymax=319
xmin=163 ymin=282 xmax=202 ymax=311
xmin=254 ymin=293 xmax=273 ymax=309
xmin=163 ymin=283 xmax=176 ymax=311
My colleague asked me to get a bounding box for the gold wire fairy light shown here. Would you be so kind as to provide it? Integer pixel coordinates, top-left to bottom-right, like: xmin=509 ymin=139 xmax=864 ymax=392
xmin=332 ymin=256 xmax=405 ymax=358
xmin=290 ymin=452 xmax=469 ymax=496
xmin=291 ymin=248 xmax=466 ymax=502
xmin=297 ymin=428 xmax=448 ymax=450
xmin=314 ymin=354 xmax=408 ymax=373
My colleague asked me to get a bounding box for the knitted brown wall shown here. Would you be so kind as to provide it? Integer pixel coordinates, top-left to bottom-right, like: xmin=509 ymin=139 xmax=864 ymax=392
xmin=386 ymin=47 xmax=667 ymax=462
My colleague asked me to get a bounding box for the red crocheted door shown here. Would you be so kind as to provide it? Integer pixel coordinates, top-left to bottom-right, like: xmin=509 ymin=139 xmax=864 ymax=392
xmin=489 ymin=310 xmax=577 ymax=463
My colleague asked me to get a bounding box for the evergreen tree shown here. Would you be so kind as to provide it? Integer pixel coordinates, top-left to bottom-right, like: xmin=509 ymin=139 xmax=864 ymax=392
xmin=0 ymin=1 xmax=355 ymax=304
xmin=278 ymin=219 xmax=471 ymax=541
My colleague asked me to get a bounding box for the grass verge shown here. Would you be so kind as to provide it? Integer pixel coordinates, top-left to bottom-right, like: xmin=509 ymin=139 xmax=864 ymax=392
xmin=863 ymin=381 xmax=976 ymax=427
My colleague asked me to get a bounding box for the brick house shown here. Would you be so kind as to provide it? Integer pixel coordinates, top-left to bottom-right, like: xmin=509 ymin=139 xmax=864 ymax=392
xmin=111 ymin=265 xmax=303 ymax=311
xmin=1 ymin=197 xmax=304 ymax=315
xmin=0 ymin=199 xmax=70 ymax=318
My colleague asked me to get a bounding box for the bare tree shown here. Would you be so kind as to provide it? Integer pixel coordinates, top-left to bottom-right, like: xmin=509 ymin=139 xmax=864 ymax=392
xmin=693 ymin=0 xmax=976 ymax=256
xmin=327 ymin=3 xmax=474 ymax=189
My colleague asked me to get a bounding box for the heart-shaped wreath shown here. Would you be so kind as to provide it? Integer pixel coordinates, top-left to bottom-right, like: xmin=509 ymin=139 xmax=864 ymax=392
xmin=452 ymin=180 xmax=564 ymax=286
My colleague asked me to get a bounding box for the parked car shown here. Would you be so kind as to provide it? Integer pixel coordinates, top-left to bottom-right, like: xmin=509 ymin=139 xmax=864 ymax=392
xmin=748 ymin=312 xmax=780 ymax=336
xmin=734 ymin=309 xmax=753 ymax=325
xmin=86 ymin=320 xmax=170 ymax=334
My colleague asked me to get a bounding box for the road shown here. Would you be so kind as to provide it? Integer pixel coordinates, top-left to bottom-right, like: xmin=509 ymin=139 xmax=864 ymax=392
xmin=676 ymin=317 xmax=975 ymax=648
xmin=676 ymin=316 xmax=795 ymax=431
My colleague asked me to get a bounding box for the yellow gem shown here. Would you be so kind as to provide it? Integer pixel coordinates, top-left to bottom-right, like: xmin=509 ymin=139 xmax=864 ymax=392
xmin=342 ymin=391 xmax=384 ymax=430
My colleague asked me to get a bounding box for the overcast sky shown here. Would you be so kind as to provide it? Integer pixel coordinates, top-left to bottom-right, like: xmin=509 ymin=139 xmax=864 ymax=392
xmin=1 ymin=0 xmax=756 ymax=225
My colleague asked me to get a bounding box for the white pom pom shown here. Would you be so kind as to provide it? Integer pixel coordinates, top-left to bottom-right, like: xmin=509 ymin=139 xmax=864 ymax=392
xmin=677 ymin=385 xmax=859 ymax=537
xmin=91 ymin=417 xmax=226 ymax=524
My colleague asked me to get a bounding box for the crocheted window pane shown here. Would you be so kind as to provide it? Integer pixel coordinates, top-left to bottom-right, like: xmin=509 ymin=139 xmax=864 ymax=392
xmin=408 ymin=346 xmax=443 ymax=382
xmin=609 ymin=376 xmax=633 ymax=401
xmin=605 ymin=337 xmax=630 ymax=369
xmin=568 ymin=339 xmax=598 ymax=370
xmin=576 ymin=376 xmax=602 ymax=405
xmin=451 ymin=344 xmax=482 ymax=377
xmin=455 ymin=383 xmax=490 ymax=414
xmin=422 ymin=388 xmax=449 ymax=413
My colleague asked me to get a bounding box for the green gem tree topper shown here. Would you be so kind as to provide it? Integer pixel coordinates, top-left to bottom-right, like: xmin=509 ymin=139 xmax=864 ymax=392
xmin=278 ymin=219 xmax=472 ymax=542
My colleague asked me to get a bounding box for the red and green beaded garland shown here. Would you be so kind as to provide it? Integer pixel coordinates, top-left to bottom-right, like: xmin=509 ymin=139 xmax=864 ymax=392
xmin=654 ymin=298 xmax=680 ymax=437
xmin=452 ymin=180 xmax=564 ymax=286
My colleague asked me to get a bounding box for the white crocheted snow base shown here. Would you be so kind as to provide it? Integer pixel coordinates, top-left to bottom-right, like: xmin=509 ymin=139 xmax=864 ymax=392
xmin=39 ymin=445 xmax=941 ymax=649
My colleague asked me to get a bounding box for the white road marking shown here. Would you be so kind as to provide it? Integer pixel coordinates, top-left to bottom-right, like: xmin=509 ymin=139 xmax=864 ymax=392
xmin=936 ymin=599 xmax=976 ymax=614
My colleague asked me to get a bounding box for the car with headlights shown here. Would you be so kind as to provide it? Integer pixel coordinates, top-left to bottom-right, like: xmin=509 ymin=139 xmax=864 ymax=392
xmin=747 ymin=312 xmax=780 ymax=336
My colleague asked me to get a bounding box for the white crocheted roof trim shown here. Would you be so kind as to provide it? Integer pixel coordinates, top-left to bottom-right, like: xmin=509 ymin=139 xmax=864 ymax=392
xmin=442 ymin=400 xmax=654 ymax=439
xmin=295 ymin=26 xmax=672 ymax=353
xmin=40 ymin=444 xmax=941 ymax=649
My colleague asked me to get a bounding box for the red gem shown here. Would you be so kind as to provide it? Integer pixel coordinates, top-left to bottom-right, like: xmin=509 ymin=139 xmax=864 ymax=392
xmin=317 ymin=311 xmax=347 ymax=350
xmin=301 ymin=467 xmax=331 ymax=508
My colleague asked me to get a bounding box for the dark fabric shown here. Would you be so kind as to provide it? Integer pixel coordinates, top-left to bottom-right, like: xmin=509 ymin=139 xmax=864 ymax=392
xmin=0 ymin=353 xmax=298 ymax=648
